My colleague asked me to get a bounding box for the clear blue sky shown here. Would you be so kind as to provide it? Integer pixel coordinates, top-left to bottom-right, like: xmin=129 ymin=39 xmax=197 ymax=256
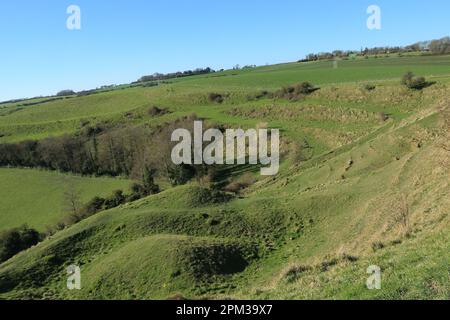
xmin=0 ymin=0 xmax=449 ymax=101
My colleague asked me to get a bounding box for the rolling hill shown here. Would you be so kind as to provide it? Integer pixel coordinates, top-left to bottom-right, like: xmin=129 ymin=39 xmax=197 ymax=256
xmin=0 ymin=53 xmax=449 ymax=299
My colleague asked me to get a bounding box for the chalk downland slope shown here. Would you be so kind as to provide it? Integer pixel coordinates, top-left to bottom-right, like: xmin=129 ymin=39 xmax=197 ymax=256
xmin=0 ymin=55 xmax=449 ymax=299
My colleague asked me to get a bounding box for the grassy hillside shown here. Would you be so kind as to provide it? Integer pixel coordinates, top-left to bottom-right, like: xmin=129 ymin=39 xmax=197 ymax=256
xmin=0 ymin=168 xmax=131 ymax=232
xmin=0 ymin=54 xmax=449 ymax=300
xmin=2 ymin=54 xmax=450 ymax=144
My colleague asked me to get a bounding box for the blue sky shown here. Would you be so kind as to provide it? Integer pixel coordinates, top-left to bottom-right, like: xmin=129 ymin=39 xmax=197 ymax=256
xmin=0 ymin=0 xmax=449 ymax=101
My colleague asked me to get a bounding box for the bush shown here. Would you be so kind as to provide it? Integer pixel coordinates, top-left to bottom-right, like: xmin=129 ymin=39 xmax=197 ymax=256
xmin=83 ymin=196 xmax=106 ymax=216
xmin=294 ymin=82 xmax=316 ymax=95
xmin=402 ymin=72 xmax=428 ymax=90
xmin=148 ymin=106 xmax=169 ymax=117
xmin=188 ymin=187 xmax=233 ymax=206
xmin=0 ymin=226 xmax=42 ymax=263
xmin=275 ymin=82 xmax=317 ymax=100
xmin=371 ymin=241 xmax=385 ymax=252
xmin=409 ymin=77 xmax=427 ymax=90
xmin=104 ymin=190 xmax=126 ymax=209
xmin=142 ymin=166 xmax=160 ymax=195
xmin=129 ymin=183 xmax=146 ymax=201
xmin=364 ymin=84 xmax=376 ymax=91
xmin=247 ymin=90 xmax=273 ymax=101
xmin=168 ymin=164 xmax=197 ymax=186
xmin=224 ymin=173 xmax=257 ymax=193
xmin=208 ymin=93 xmax=224 ymax=104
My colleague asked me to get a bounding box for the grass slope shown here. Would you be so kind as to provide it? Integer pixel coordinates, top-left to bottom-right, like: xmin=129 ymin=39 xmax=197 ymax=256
xmin=0 ymin=168 xmax=131 ymax=232
xmin=0 ymin=54 xmax=449 ymax=299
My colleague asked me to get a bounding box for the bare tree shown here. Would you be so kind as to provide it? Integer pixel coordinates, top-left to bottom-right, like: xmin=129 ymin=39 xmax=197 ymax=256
xmin=63 ymin=180 xmax=82 ymax=218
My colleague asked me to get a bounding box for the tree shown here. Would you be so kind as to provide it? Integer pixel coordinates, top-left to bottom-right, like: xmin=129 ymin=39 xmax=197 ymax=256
xmin=429 ymin=37 xmax=450 ymax=54
xmin=63 ymin=181 xmax=82 ymax=218
xmin=57 ymin=90 xmax=76 ymax=96
xmin=0 ymin=225 xmax=42 ymax=263
xmin=142 ymin=166 xmax=160 ymax=195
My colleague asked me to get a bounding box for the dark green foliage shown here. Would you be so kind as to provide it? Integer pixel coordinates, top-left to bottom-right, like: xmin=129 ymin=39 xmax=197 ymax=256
xmin=275 ymin=82 xmax=318 ymax=100
xmin=138 ymin=67 xmax=214 ymax=82
xmin=401 ymin=72 xmax=428 ymax=90
xmin=208 ymin=93 xmax=225 ymax=104
xmin=104 ymin=190 xmax=126 ymax=209
xmin=168 ymin=164 xmax=197 ymax=186
xmin=83 ymin=196 xmax=106 ymax=216
xmin=148 ymin=106 xmax=169 ymax=117
xmin=294 ymin=82 xmax=317 ymax=95
xmin=188 ymin=187 xmax=233 ymax=206
xmin=185 ymin=243 xmax=258 ymax=279
xmin=142 ymin=166 xmax=160 ymax=195
xmin=128 ymin=183 xmax=147 ymax=201
xmin=56 ymin=90 xmax=75 ymax=97
xmin=0 ymin=117 xmax=204 ymax=189
xmin=0 ymin=226 xmax=42 ymax=263
xmin=247 ymin=90 xmax=273 ymax=101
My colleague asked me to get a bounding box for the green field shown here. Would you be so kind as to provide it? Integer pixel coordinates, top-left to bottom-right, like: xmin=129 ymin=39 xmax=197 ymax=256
xmin=0 ymin=54 xmax=449 ymax=300
xmin=0 ymin=168 xmax=132 ymax=232
xmin=2 ymin=54 xmax=450 ymax=143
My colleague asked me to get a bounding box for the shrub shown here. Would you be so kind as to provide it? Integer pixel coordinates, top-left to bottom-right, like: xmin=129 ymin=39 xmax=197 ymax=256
xmin=409 ymin=77 xmax=427 ymax=90
xmin=275 ymin=82 xmax=317 ymax=100
xmin=142 ymin=166 xmax=160 ymax=195
xmin=83 ymin=196 xmax=106 ymax=216
xmin=247 ymin=90 xmax=273 ymax=101
xmin=168 ymin=164 xmax=196 ymax=186
xmin=128 ymin=182 xmax=146 ymax=201
xmin=371 ymin=241 xmax=385 ymax=252
xmin=0 ymin=226 xmax=42 ymax=263
xmin=188 ymin=187 xmax=233 ymax=206
xmin=104 ymin=190 xmax=126 ymax=209
xmin=364 ymin=84 xmax=376 ymax=91
xmin=294 ymin=82 xmax=316 ymax=95
xmin=208 ymin=93 xmax=224 ymax=104
xmin=280 ymin=264 xmax=311 ymax=283
xmin=402 ymin=72 xmax=428 ymax=90
xmin=148 ymin=106 xmax=169 ymax=117
xmin=224 ymin=173 xmax=257 ymax=193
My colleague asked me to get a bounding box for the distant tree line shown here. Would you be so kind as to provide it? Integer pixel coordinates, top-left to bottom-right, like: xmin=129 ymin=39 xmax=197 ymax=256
xmin=138 ymin=67 xmax=215 ymax=83
xmin=299 ymin=36 xmax=450 ymax=62
xmin=428 ymin=37 xmax=450 ymax=54
xmin=56 ymin=90 xmax=76 ymax=97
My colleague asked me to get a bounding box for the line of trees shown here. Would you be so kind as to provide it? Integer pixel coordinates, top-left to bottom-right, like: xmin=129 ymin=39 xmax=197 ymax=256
xmin=138 ymin=67 xmax=215 ymax=83
xmin=428 ymin=37 xmax=450 ymax=54
xmin=299 ymin=36 xmax=450 ymax=62
xmin=0 ymin=115 xmax=210 ymax=186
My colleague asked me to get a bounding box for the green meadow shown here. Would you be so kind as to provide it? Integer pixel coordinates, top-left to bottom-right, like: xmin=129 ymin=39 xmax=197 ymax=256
xmin=0 ymin=168 xmax=131 ymax=232
xmin=0 ymin=54 xmax=449 ymax=299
